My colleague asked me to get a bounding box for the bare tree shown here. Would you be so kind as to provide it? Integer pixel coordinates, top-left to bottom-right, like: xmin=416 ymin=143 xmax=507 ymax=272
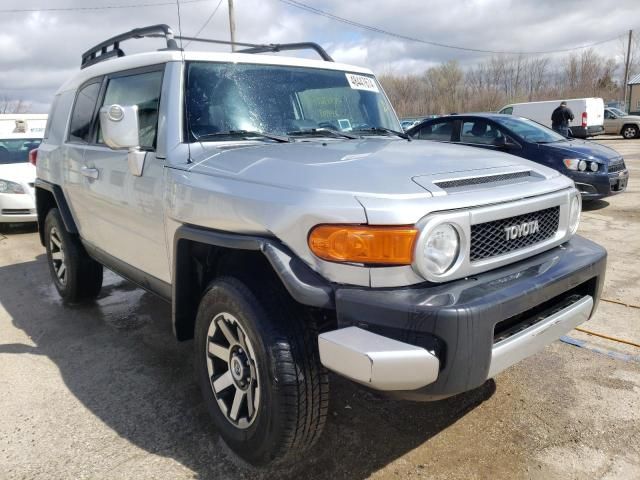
xmin=0 ymin=96 xmax=30 ymax=114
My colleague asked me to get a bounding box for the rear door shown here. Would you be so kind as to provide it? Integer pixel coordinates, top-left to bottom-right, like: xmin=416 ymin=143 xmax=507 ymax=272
xmin=77 ymin=65 xmax=170 ymax=283
xmin=62 ymin=79 xmax=103 ymax=233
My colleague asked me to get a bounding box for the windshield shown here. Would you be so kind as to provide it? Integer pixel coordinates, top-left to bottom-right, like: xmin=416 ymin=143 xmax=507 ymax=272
xmin=0 ymin=138 xmax=41 ymax=164
xmin=494 ymin=116 xmax=567 ymax=143
xmin=610 ymin=108 xmax=628 ymax=116
xmin=185 ymin=62 xmax=400 ymax=141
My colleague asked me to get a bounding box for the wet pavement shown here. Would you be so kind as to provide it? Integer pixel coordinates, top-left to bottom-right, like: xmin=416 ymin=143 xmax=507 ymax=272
xmin=0 ymin=136 xmax=639 ymax=479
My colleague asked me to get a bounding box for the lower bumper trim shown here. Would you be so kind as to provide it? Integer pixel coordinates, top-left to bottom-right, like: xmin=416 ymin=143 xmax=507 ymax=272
xmin=488 ymin=295 xmax=593 ymax=378
xmin=318 ymin=327 xmax=440 ymax=391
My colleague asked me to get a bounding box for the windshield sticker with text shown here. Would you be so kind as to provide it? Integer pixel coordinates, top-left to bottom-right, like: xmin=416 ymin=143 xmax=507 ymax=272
xmin=345 ymin=73 xmax=379 ymax=92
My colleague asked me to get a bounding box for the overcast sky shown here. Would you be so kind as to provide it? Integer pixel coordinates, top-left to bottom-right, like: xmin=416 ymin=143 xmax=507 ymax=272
xmin=1 ymin=0 xmax=638 ymax=112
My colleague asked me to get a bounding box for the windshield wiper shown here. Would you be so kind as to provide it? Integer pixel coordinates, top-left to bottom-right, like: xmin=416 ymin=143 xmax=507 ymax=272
xmin=195 ymin=130 xmax=291 ymax=143
xmin=353 ymin=127 xmax=411 ymax=141
xmin=287 ymin=128 xmax=358 ymax=139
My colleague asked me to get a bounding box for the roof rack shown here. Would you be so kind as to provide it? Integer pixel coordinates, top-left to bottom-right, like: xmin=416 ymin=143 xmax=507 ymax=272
xmin=81 ymin=24 xmax=179 ymax=69
xmin=80 ymin=25 xmax=334 ymax=69
xmin=176 ymin=36 xmax=334 ymax=62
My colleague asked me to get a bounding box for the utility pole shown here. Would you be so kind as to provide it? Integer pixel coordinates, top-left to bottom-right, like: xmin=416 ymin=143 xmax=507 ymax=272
xmin=228 ymin=0 xmax=236 ymax=52
xmin=623 ymin=29 xmax=632 ymax=110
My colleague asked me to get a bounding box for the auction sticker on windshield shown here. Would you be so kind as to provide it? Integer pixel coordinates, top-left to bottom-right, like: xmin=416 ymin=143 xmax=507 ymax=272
xmin=345 ymin=73 xmax=379 ymax=92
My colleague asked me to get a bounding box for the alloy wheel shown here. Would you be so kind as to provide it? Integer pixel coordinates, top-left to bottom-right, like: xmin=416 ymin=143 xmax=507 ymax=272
xmin=206 ymin=312 xmax=260 ymax=429
xmin=623 ymin=126 xmax=637 ymax=139
xmin=49 ymin=227 xmax=67 ymax=286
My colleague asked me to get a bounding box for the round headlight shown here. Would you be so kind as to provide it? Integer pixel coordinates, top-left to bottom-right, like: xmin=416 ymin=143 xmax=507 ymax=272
xmin=421 ymin=223 xmax=460 ymax=275
xmin=578 ymin=160 xmax=587 ymax=171
xmin=569 ymin=193 xmax=581 ymax=235
xmin=589 ymin=161 xmax=598 ymax=172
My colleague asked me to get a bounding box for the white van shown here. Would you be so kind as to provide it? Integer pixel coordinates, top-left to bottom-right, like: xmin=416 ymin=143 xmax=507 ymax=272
xmin=498 ymin=98 xmax=604 ymax=138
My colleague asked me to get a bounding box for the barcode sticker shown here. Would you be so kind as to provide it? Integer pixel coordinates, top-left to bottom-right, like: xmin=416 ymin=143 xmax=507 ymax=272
xmin=345 ymin=73 xmax=379 ymax=92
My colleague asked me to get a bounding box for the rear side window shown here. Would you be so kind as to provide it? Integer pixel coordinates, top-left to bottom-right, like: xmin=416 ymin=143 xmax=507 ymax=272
xmin=414 ymin=120 xmax=454 ymax=141
xmin=68 ymin=82 xmax=101 ymax=143
xmin=98 ymin=70 xmax=163 ymax=150
xmin=460 ymin=120 xmax=505 ymax=145
xmin=500 ymin=107 xmax=513 ymax=115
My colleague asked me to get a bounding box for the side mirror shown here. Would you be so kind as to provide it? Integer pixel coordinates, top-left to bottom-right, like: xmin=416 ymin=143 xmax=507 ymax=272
xmin=99 ymin=104 xmax=145 ymax=176
xmin=496 ymin=136 xmax=520 ymax=150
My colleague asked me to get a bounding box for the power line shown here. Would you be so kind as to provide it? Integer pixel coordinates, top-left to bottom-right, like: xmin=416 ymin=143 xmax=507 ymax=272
xmin=0 ymin=0 xmax=208 ymax=13
xmin=278 ymin=0 xmax=628 ymax=56
xmin=184 ymin=0 xmax=224 ymax=48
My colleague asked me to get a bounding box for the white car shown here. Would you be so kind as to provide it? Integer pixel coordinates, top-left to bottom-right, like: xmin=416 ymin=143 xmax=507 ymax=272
xmin=0 ymin=136 xmax=41 ymax=226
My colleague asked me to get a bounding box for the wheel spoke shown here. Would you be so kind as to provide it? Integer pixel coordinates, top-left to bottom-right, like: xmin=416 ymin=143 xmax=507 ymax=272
xmin=218 ymin=319 xmax=238 ymax=345
xmin=50 ymin=235 xmax=61 ymax=250
xmin=229 ymin=387 xmax=245 ymax=421
xmin=246 ymin=384 xmax=255 ymax=418
xmin=51 ymin=251 xmax=63 ymax=261
xmin=208 ymin=342 xmax=229 ymax=361
xmin=56 ymin=263 xmax=66 ymax=279
xmin=237 ymin=329 xmax=248 ymax=351
xmin=212 ymin=370 xmax=233 ymax=393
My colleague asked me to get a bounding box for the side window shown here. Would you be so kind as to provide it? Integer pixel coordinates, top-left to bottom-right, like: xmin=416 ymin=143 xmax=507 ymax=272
xmin=604 ymin=110 xmax=614 ymax=119
xmin=68 ymin=82 xmax=101 ymax=143
xmin=415 ymin=120 xmax=454 ymax=141
xmin=98 ymin=70 xmax=163 ymax=150
xmin=460 ymin=120 xmax=505 ymax=146
xmin=500 ymin=107 xmax=513 ymax=115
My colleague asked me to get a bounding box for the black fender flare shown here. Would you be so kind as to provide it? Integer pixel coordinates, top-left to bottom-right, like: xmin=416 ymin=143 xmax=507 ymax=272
xmin=172 ymin=224 xmax=334 ymax=340
xmin=34 ymin=178 xmax=78 ymax=245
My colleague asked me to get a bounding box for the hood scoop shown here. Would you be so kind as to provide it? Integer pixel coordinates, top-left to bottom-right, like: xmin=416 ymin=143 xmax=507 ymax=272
xmin=422 ymin=170 xmax=542 ymax=195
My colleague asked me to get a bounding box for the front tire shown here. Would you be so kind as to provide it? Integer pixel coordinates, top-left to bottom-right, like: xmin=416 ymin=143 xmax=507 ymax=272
xmin=622 ymin=124 xmax=639 ymax=139
xmin=44 ymin=208 xmax=103 ymax=303
xmin=195 ymin=277 xmax=329 ymax=466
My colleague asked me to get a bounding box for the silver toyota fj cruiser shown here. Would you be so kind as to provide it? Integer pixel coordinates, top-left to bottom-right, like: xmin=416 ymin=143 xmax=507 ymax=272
xmin=35 ymin=25 xmax=606 ymax=466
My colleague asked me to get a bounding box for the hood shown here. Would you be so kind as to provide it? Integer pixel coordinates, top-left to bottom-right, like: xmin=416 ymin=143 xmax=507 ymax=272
xmin=621 ymin=114 xmax=640 ymax=121
xmin=543 ymin=139 xmax=620 ymax=162
xmin=188 ymin=138 xmax=554 ymax=196
xmin=0 ymin=162 xmax=36 ymax=185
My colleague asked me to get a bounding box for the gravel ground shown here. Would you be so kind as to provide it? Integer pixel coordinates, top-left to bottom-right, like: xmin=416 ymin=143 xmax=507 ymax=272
xmin=0 ymin=136 xmax=638 ymax=480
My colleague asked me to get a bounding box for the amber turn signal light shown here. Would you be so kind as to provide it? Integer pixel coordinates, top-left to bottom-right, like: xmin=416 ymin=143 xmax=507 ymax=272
xmin=308 ymin=225 xmax=418 ymax=265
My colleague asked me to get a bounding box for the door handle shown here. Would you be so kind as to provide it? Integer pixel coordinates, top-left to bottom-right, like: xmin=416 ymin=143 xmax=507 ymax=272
xmin=81 ymin=166 xmax=99 ymax=180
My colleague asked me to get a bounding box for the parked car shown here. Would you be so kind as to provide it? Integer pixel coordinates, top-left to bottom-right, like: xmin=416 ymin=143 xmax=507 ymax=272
xmin=407 ymin=113 xmax=628 ymax=200
xmin=499 ymin=98 xmax=605 ymax=138
xmin=36 ymin=25 xmax=606 ymax=466
xmin=0 ymin=136 xmax=42 ymax=227
xmin=604 ymin=107 xmax=640 ymax=139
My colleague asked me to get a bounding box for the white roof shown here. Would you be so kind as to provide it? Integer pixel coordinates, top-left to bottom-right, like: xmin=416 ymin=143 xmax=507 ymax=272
xmin=58 ymin=50 xmax=374 ymax=93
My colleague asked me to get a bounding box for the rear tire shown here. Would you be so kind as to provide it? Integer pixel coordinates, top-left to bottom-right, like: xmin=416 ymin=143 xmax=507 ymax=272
xmin=194 ymin=277 xmax=329 ymax=466
xmin=44 ymin=208 xmax=103 ymax=303
xmin=621 ymin=124 xmax=639 ymax=139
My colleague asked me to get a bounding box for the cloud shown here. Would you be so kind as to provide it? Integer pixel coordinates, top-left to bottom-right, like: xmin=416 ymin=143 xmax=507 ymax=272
xmin=0 ymin=0 xmax=637 ymax=112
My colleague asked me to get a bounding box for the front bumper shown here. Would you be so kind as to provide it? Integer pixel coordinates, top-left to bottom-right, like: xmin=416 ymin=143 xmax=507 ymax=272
xmin=320 ymin=235 xmax=606 ymax=400
xmin=0 ymin=193 xmax=37 ymax=223
xmin=571 ymin=169 xmax=629 ymax=200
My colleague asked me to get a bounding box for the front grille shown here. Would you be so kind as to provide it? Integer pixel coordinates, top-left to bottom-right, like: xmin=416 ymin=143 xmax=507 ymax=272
xmin=470 ymin=206 xmax=560 ymax=261
xmin=1 ymin=209 xmax=32 ymax=215
xmin=434 ymin=171 xmax=531 ymax=190
xmin=608 ymin=159 xmax=626 ymax=173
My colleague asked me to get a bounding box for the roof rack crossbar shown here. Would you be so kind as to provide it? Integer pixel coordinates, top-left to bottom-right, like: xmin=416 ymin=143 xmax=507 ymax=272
xmin=81 ymin=24 xmax=179 ymax=69
xmin=173 ymin=36 xmax=334 ymax=62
